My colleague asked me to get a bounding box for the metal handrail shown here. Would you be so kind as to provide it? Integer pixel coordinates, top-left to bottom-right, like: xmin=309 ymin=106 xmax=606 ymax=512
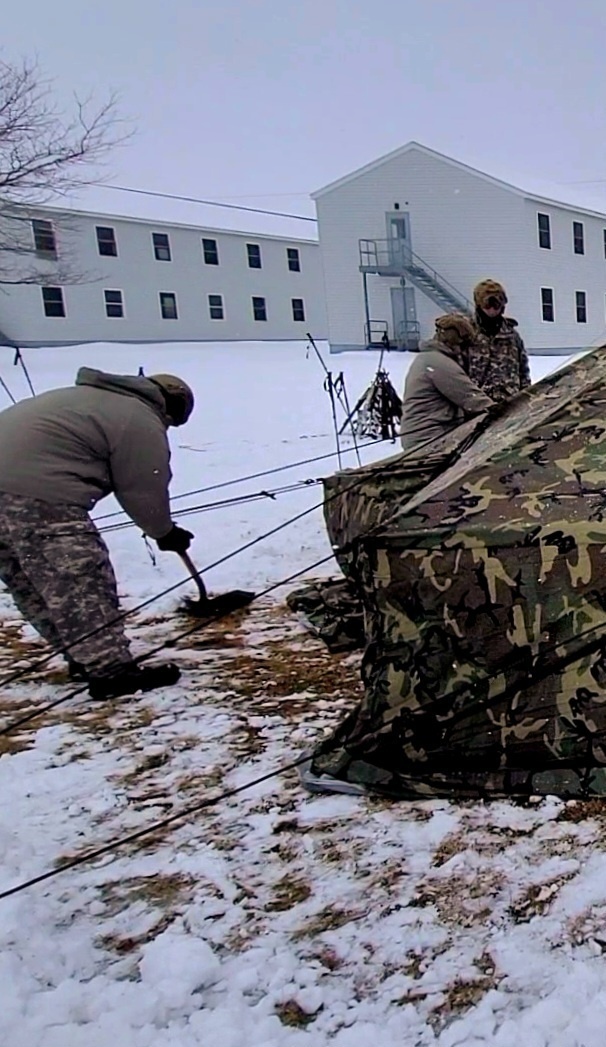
xmin=397 ymin=319 xmax=420 ymax=349
xmin=358 ymin=239 xmax=471 ymax=311
xmin=364 ymin=318 xmax=389 ymax=344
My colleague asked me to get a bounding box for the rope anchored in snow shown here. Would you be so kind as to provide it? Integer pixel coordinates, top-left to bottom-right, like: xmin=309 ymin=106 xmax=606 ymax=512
xmin=0 ymin=417 xmax=477 ymax=697
xmin=0 ymin=756 xmax=310 ymax=901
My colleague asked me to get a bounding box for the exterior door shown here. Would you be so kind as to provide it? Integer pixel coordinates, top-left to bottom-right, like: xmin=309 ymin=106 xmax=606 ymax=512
xmin=386 ymin=211 xmax=412 ymax=268
xmin=390 ymin=286 xmax=418 ymax=349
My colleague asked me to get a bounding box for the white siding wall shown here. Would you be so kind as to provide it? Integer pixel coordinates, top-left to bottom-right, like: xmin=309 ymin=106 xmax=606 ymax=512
xmin=315 ymin=147 xmax=526 ymax=351
xmin=520 ymin=199 xmax=606 ymax=350
xmin=0 ymin=212 xmax=327 ymax=346
xmin=315 ymin=145 xmax=606 ymax=353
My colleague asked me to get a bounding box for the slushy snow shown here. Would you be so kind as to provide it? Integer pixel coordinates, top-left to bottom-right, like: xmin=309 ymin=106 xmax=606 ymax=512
xmin=0 ymin=339 xmax=601 ymax=1047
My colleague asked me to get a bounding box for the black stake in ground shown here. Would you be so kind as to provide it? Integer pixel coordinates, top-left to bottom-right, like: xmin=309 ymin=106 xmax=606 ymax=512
xmin=333 ymin=372 xmax=361 ymax=466
xmin=306 ymin=332 xmax=362 ymax=463
xmin=323 ymin=370 xmax=343 ymax=470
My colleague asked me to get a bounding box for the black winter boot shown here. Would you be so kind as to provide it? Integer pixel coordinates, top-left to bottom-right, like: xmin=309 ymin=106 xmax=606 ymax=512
xmin=88 ymin=661 xmax=181 ymax=700
xmin=65 ymin=657 xmax=88 ymax=682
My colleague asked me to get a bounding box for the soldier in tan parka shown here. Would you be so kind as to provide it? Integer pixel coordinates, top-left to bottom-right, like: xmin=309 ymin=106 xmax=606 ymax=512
xmin=400 ymin=313 xmax=494 ymax=453
xmin=469 ymin=279 xmax=531 ymax=402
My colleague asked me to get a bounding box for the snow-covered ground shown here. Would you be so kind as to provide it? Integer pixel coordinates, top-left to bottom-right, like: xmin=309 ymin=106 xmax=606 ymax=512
xmin=1 ymin=340 xmax=602 ymax=1047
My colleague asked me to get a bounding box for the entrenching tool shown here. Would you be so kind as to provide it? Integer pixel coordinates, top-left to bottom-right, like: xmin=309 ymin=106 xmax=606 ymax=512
xmin=177 ymin=552 xmax=255 ymax=619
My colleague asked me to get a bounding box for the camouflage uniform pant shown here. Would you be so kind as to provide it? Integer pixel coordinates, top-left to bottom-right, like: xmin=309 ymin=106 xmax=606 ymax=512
xmin=0 ymin=492 xmax=132 ymax=674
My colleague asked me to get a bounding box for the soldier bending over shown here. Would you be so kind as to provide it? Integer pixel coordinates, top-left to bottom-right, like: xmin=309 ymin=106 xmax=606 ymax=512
xmin=0 ymin=368 xmax=195 ymax=699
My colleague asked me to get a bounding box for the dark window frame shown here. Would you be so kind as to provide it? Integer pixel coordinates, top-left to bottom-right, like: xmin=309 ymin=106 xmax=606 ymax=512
xmin=252 ymin=295 xmax=267 ymax=322
xmin=32 ymin=218 xmax=57 ymax=257
xmin=541 ymin=287 xmax=555 ymax=323
xmin=202 ymin=237 xmax=219 ymax=265
xmin=287 ymin=247 xmax=301 ymax=272
xmin=537 ymin=212 xmax=551 ymax=250
xmin=159 ymin=292 xmax=178 ymax=320
xmin=152 ymin=232 xmax=172 ymax=262
xmin=291 ymin=297 xmax=305 ymax=322
xmin=246 ymin=243 xmax=262 ymax=269
xmin=104 ymin=288 xmax=124 ymax=318
xmin=208 ymin=293 xmax=224 ymax=320
xmin=41 ymin=286 xmax=66 ymax=318
xmin=573 ymin=221 xmax=585 ymax=255
xmin=96 ymin=225 xmax=118 ymax=257
xmin=576 ymin=290 xmax=587 ymax=323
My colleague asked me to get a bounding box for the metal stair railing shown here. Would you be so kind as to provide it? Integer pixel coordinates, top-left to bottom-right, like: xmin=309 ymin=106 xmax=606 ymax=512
xmin=358 ymin=239 xmax=471 ymax=313
xmin=397 ymin=319 xmax=420 ymax=350
xmin=364 ymin=319 xmax=389 ymax=346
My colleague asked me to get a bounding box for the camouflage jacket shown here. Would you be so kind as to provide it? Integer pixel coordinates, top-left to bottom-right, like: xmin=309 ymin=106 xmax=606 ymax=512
xmin=467 ymin=314 xmax=531 ymax=403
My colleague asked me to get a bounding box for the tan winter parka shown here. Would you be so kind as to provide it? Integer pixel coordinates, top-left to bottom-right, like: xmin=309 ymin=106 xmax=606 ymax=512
xmin=400 ymin=339 xmax=494 ymax=453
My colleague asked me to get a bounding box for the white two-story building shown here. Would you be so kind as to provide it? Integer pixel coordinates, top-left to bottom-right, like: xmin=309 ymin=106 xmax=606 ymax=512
xmin=0 ymin=205 xmax=327 ymax=347
xmin=313 ymin=141 xmax=606 ymax=354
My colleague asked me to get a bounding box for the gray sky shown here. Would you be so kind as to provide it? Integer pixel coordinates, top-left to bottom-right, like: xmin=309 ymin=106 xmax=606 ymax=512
xmin=5 ymin=0 xmax=606 ymax=225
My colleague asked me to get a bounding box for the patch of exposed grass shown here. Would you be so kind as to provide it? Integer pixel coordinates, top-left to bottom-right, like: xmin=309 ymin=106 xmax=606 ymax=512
xmin=313 ymin=946 xmax=343 ymax=971
xmin=99 ymin=912 xmax=176 ymax=956
xmin=409 ymin=869 xmax=506 ymax=928
xmin=208 ymin=634 xmax=362 ymax=719
xmin=558 ymin=799 xmax=606 ymax=824
xmin=292 ymin=905 xmax=364 ymax=941
xmin=432 ymin=833 xmax=469 ymax=868
xmin=275 ymin=999 xmax=322 ymax=1028
xmin=98 ymin=872 xmax=196 ymax=917
xmin=428 ymin=972 xmax=498 ymax=1031
xmin=119 ymin=751 xmax=171 ymax=786
xmin=510 ymin=874 xmax=575 ymax=923
xmin=267 ymin=840 xmax=299 ymax=864
xmin=265 ymin=876 xmax=312 ymax=913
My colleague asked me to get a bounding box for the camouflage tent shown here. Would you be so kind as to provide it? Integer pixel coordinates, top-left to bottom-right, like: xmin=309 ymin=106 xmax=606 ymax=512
xmin=310 ymin=347 xmax=606 ymax=799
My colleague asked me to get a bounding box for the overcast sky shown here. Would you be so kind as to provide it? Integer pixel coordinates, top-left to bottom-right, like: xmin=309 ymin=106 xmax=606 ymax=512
xmin=4 ymin=0 xmax=606 ymax=223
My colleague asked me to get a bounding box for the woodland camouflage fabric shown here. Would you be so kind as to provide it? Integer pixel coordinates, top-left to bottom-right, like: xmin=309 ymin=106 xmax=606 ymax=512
xmin=311 ymin=346 xmax=606 ymax=799
xmin=467 ymin=315 xmax=531 ymax=403
xmin=286 ymin=578 xmax=365 ymax=652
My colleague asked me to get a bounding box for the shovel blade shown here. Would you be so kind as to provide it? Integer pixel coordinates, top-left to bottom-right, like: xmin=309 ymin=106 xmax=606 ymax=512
xmin=179 ymin=589 xmax=255 ymax=619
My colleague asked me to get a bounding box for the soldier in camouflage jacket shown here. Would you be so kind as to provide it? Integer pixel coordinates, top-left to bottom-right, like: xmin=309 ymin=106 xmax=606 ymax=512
xmin=468 ymin=279 xmax=531 ymax=403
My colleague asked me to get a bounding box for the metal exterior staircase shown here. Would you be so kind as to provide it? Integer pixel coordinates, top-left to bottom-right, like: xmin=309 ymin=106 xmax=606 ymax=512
xmin=359 ymin=239 xmax=472 ymax=315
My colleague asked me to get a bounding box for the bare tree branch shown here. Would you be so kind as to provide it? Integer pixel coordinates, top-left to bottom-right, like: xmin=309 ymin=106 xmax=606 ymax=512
xmin=0 ymin=54 xmax=132 ymax=286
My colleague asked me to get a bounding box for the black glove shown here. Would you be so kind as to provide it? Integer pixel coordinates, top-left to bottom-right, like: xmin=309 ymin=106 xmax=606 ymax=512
xmin=156 ymin=524 xmax=194 ymax=554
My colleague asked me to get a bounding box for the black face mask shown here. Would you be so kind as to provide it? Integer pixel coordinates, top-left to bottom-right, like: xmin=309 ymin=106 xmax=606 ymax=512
xmin=476 ymin=307 xmax=503 ymax=335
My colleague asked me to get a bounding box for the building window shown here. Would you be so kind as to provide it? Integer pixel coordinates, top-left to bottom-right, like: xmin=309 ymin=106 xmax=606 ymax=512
xmin=96 ymin=225 xmax=117 ymax=257
xmin=152 ymin=232 xmax=171 ymax=261
xmin=32 ymin=219 xmax=57 ymax=257
xmin=41 ymin=286 xmax=65 ymax=317
xmin=292 ymin=298 xmax=305 ymax=322
xmin=159 ymin=292 xmax=178 ymax=320
xmin=104 ymin=289 xmax=124 ymax=318
xmin=541 ymin=287 xmax=554 ymax=322
xmin=576 ymin=290 xmax=587 ymax=323
xmin=573 ymin=221 xmax=585 ymax=255
xmin=537 ymin=213 xmax=551 ymax=250
xmin=252 ymin=296 xmax=267 ymax=321
xmin=208 ymin=293 xmax=224 ymax=320
xmin=287 ymin=247 xmax=301 ymax=272
xmin=247 ymin=243 xmax=262 ymax=269
xmin=202 ymin=238 xmax=219 ymax=265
